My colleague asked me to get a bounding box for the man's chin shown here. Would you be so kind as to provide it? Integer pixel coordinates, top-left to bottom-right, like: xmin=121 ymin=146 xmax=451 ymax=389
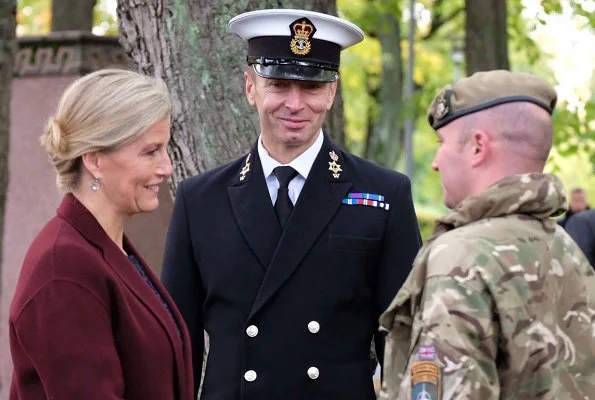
xmin=443 ymin=195 xmax=457 ymax=210
xmin=280 ymin=131 xmax=311 ymax=145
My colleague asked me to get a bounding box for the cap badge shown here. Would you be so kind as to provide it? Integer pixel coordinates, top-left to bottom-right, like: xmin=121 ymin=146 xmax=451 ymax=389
xmin=328 ymin=151 xmax=342 ymax=179
xmin=434 ymin=87 xmax=453 ymax=121
xmin=290 ymin=18 xmax=316 ymax=56
xmin=435 ymin=94 xmax=449 ymax=120
xmin=240 ymin=153 xmax=251 ymax=181
xmin=436 ymin=101 xmax=448 ymax=120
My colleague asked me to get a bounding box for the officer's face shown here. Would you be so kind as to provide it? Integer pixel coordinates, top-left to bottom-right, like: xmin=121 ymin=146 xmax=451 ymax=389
xmin=86 ymin=117 xmax=173 ymax=217
xmin=432 ymin=123 xmax=473 ymax=209
xmin=245 ymin=71 xmax=337 ymax=160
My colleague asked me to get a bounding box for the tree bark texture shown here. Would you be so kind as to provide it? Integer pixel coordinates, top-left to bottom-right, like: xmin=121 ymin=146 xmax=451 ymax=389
xmin=118 ymin=0 xmax=344 ymax=194
xmin=368 ymin=10 xmax=403 ymax=169
xmin=52 ymin=0 xmax=96 ymax=32
xmin=0 ymin=0 xmax=15 ymax=295
xmin=465 ymin=0 xmax=509 ymax=74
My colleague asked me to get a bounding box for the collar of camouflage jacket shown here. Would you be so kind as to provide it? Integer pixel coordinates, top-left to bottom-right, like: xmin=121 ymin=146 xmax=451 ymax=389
xmin=379 ymin=173 xmax=567 ymax=333
xmin=430 ymin=173 xmax=567 ymax=240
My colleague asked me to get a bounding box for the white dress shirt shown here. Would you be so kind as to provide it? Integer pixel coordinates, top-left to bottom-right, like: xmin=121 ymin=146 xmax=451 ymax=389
xmin=258 ymin=130 xmax=324 ymax=206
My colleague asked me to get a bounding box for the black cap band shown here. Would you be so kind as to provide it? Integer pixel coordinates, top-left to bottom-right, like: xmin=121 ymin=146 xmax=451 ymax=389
xmin=252 ymin=64 xmax=338 ymax=82
xmin=247 ymin=56 xmax=338 ymax=72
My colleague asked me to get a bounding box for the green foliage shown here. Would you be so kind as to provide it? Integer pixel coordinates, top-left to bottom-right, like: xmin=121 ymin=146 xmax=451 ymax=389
xmin=547 ymin=148 xmax=595 ymax=207
xmin=337 ymin=0 xmax=594 ymax=211
xmin=15 ymin=0 xmax=595 ymax=211
xmin=508 ymin=0 xmax=542 ymax=66
xmin=17 ymin=0 xmax=117 ymax=35
xmin=540 ymin=0 xmax=595 ymax=25
xmin=17 ymin=0 xmax=50 ymax=35
xmin=416 ymin=204 xmax=442 ymax=242
xmin=93 ymin=0 xmax=117 ymax=36
xmin=337 ymin=0 xmax=385 ymax=155
xmin=552 ymin=101 xmax=595 ymax=168
xmin=339 ymin=0 xmax=401 ymax=35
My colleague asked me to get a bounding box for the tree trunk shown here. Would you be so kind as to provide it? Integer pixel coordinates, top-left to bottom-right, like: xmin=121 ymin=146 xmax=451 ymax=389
xmin=465 ymin=0 xmax=509 ymax=74
xmin=367 ymin=7 xmax=404 ymax=169
xmin=307 ymin=0 xmax=344 ymax=146
xmin=51 ymin=0 xmax=96 ymax=32
xmin=0 ymin=0 xmax=15 ymax=299
xmin=117 ymin=0 xmax=343 ymax=195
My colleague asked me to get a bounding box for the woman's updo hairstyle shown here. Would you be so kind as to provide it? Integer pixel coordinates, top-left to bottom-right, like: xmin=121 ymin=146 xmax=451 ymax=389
xmin=40 ymin=69 xmax=172 ymax=191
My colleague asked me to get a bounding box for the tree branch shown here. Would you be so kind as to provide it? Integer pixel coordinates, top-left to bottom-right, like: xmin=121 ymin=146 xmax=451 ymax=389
xmin=422 ymin=6 xmax=464 ymax=40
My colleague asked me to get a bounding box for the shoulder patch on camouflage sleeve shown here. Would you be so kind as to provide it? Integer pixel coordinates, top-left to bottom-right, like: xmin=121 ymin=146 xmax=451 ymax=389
xmin=411 ymin=360 xmax=441 ymax=400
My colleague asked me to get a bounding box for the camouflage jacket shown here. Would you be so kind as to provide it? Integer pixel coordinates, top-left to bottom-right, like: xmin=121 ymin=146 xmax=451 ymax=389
xmin=379 ymin=173 xmax=595 ymax=400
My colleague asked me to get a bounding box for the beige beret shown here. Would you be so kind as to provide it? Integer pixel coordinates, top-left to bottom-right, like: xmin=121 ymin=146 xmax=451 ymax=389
xmin=427 ymin=69 xmax=557 ymax=129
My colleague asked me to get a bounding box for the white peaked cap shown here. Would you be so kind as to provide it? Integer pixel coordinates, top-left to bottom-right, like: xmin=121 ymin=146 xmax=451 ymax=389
xmin=228 ymin=9 xmax=364 ymax=82
xmin=229 ymin=9 xmax=364 ymax=49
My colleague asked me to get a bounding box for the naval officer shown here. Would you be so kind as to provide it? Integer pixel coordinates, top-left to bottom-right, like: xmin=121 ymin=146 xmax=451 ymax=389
xmin=162 ymin=8 xmax=422 ymax=400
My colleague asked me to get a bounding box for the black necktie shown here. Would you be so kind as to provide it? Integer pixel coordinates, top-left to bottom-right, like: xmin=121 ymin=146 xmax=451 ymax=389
xmin=273 ymin=166 xmax=298 ymax=229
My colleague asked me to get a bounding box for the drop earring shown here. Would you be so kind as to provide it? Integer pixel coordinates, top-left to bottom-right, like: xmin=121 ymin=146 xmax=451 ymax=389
xmin=90 ymin=178 xmax=102 ymax=192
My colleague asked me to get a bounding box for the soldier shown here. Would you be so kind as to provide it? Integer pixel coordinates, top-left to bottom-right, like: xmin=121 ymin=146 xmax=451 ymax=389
xmin=161 ymin=9 xmax=422 ymax=400
xmin=379 ymin=70 xmax=595 ymax=399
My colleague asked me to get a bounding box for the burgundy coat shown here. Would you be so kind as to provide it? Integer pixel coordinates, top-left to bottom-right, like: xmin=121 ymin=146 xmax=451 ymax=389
xmin=9 ymin=194 xmax=193 ymax=400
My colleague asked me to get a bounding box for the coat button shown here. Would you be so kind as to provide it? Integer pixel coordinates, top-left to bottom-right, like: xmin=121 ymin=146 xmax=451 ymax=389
xmin=246 ymin=325 xmax=259 ymax=337
xmin=244 ymin=370 xmax=257 ymax=382
xmin=307 ymin=367 xmax=319 ymax=380
xmin=308 ymin=321 xmax=320 ymax=334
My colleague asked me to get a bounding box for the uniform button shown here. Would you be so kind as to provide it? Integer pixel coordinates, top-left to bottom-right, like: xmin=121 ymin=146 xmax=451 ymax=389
xmin=308 ymin=321 xmax=320 ymax=333
xmin=307 ymin=367 xmax=319 ymax=380
xmin=244 ymin=370 xmax=257 ymax=382
xmin=246 ymin=325 xmax=259 ymax=337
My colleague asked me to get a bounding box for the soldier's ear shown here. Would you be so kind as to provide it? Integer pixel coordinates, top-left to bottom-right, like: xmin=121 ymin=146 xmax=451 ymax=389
xmin=469 ymin=130 xmax=490 ymax=167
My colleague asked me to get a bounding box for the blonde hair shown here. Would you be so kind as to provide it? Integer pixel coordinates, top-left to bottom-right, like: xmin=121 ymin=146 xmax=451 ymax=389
xmin=40 ymin=69 xmax=172 ymax=191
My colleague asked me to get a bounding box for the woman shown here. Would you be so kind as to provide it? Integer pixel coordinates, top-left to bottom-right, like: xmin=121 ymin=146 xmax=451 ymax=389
xmin=9 ymin=69 xmax=193 ymax=400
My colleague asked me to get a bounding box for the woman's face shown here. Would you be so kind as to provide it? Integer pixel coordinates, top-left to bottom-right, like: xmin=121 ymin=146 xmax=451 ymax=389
xmin=96 ymin=117 xmax=173 ymax=217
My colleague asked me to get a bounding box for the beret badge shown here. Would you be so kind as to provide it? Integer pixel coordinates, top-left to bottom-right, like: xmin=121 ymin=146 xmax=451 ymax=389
xmin=290 ymin=18 xmax=316 ymax=56
xmin=434 ymin=89 xmax=451 ymax=121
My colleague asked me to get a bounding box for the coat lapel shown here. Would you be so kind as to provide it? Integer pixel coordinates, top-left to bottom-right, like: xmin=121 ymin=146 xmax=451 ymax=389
xmin=57 ymin=194 xmax=191 ymax=398
xmin=249 ymin=136 xmax=352 ymax=317
xmin=228 ymin=148 xmax=281 ymax=269
xmin=121 ymin=240 xmax=193 ymax=400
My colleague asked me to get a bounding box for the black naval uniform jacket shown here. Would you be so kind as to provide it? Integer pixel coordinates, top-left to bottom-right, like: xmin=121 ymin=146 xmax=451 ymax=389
xmin=162 ymin=135 xmax=422 ymax=400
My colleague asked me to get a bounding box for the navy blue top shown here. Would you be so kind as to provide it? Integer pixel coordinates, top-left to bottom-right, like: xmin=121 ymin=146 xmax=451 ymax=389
xmin=128 ymin=254 xmax=182 ymax=342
